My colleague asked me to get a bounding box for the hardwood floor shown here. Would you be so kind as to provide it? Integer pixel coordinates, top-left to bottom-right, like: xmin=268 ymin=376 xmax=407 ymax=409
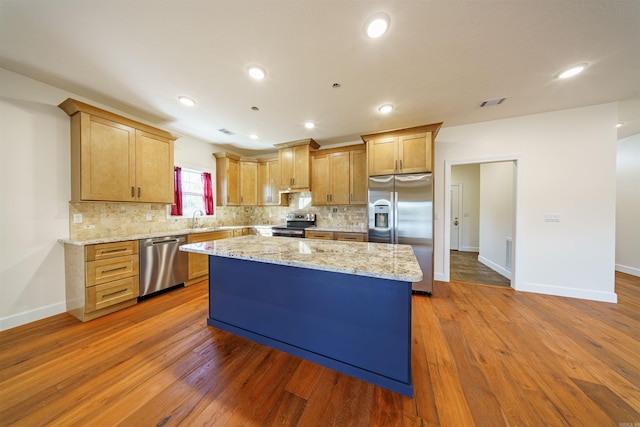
xmin=450 ymin=250 xmax=511 ymax=287
xmin=1 ymin=273 xmax=639 ymax=426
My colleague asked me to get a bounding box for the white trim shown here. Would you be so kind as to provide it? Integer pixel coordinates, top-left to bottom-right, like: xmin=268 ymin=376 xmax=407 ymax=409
xmin=459 ymin=246 xmax=479 ymax=252
xmin=519 ymin=282 xmax=618 ymax=304
xmin=450 ymin=183 xmax=463 ymax=251
xmin=615 ymin=264 xmax=640 ymax=277
xmin=434 ymin=272 xmax=446 ymax=281
xmin=478 ymin=255 xmax=512 ymax=281
xmin=0 ymin=301 xmax=66 ymax=332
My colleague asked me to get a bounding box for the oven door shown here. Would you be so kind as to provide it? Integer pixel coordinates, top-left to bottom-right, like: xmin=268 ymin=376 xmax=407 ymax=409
xmin=271 ymin=227 xmax=306 ymax=238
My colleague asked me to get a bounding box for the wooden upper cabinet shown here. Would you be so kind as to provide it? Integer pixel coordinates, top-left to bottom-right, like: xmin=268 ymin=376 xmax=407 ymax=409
xmin=311 ymin=154 xmax=330 ymax=205
xmin=214 ymin=153 xmax=240 ymax=206
xmin=239 ymin=159 xmax=257 ymax=206
xmin=367 ymin=136 xmax=397 ymax=176
xmin=135 ymin=130 xmax=173 ymax=203
xmin=59 ymin=98 xmax=176 ymax=203
xmin=276 ymin=138 xmax=319 ymax=191
xmin=311 ymin=147 xmax=366 ymax=206
xmin=361 ymin=123 xmax=443 ymax=177
xmin=349 ymin=150 xmax=367 ymax=204
xmin=258 ymin=158 xmax=287 ymax=206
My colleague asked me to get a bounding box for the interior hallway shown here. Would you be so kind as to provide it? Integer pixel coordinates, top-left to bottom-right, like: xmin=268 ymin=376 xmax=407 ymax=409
xmin=450 ymin=250 xmax=511 ymax=287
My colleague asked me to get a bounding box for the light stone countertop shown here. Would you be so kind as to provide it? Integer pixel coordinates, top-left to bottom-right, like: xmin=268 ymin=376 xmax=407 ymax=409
xmin=58 ymin=225 xmax=274 ymax=246
xmin=180 ymin=235 xmax=422 ymax=282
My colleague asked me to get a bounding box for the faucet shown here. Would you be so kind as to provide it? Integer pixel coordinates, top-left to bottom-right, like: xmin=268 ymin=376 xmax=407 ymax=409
xmin=192 ymin=209 xmax=204 ymax=229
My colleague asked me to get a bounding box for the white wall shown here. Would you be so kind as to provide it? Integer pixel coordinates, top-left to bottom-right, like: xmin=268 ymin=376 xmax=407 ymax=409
xmin=615 ymin=133 xmax=640 ymax=276
xmin=0 ymin=69 xmax=72 ymax=330
xmin=436 ymin=103 xmax=618 ymax=303
xmin=0 ymin=68 xmax=223 ymax=331
xmin=478 ymin=161 xmax=514 ymax=279
xmin=451 ymin=164 xmax=480 ymax=252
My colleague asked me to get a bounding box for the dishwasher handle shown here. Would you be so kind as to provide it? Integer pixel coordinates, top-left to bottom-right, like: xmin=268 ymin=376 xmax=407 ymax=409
xmin=142 ymin=236 xmax=186 ymax=247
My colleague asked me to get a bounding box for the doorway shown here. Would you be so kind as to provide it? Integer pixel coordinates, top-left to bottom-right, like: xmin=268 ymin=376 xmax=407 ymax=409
xmin=445 ymin=160 xmax=517 ymax=288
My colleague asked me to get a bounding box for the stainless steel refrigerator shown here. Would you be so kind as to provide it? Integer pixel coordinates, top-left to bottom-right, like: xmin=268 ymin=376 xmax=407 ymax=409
xmin=368 ymin=174 xmax=433 ymax=295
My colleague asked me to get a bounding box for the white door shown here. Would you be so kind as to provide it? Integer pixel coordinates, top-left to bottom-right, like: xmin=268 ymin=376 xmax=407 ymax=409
xmin=450 ymin=184 xmax=461 ymax=250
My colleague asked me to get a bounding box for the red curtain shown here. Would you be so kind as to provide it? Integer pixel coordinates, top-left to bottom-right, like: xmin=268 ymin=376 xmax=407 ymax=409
xmin=171 ymin=166 xmax=183 ymax=216
xmin=202 ymin=172 xmax=214 ymax=215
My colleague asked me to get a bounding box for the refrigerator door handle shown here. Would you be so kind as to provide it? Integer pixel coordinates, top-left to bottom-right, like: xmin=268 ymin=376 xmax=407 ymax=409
xmin=393 ymin=191 xmax=399 ymax=243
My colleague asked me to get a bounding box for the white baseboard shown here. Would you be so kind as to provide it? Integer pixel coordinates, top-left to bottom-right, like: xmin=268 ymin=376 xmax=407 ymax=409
xmin=459 ymin=246 xmax=479 ymax=252
xmin=0 ymin=301 xmax=66 ymax=332
xmin=477 ymin=255 xmax=511 ymax=280
xmin=615 ymin=264 xmax=640 ymax=277
xmin=517 ymin=282 xmax=617 ymax=303
xmin=434 ymin=272 xmax=446 ymax=282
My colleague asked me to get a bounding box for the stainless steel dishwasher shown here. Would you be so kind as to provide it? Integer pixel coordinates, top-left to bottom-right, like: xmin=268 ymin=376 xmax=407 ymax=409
xmin=139 ymin=235 xmax=188 ymax=297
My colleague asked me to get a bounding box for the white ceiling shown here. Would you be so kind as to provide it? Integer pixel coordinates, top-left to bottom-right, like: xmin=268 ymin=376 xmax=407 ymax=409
xmin=1 ymin=0 xmax=639 ymax=156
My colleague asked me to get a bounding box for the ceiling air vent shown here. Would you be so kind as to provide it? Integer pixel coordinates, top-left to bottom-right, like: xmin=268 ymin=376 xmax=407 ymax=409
xmin=218 ymin=128 xmax=235 ymax=135
xmin=479 ymin=97 xmax=508 ymax=108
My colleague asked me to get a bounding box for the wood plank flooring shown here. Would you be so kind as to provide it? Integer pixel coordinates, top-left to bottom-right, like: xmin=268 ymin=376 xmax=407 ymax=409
xmin=1 ymin=272 xmax=639 ymax=426
xmin=450 ymin=250 xmax=511 ymax=287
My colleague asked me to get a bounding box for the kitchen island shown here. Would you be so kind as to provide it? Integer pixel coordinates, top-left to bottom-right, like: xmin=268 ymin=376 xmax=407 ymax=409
xmin=180 ymin=235 xmax=422 ymax=396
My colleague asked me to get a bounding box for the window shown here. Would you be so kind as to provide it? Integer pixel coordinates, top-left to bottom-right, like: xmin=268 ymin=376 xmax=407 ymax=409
xmin=171 ymin=168 xmax=213 ymax=217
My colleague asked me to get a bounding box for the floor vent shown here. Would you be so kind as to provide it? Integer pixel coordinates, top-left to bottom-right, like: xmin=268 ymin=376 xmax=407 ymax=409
xmin=505 ymin=237 xmax=513 ymax=270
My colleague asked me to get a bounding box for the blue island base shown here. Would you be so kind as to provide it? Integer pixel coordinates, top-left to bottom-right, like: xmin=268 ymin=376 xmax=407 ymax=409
xmin=207 ymin=256 xmax=413 ymax=397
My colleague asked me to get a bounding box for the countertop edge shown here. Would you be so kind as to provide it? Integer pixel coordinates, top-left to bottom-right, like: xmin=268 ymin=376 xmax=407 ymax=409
xmin=180 ymin=237 xmax=423 ymax=283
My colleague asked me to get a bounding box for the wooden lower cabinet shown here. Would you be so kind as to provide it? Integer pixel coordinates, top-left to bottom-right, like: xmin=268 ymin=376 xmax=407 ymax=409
xmin=306 ymin=231 xmax=367 ymax=242
xmin=186 ymin=228 xmax=248 ymax=285
xmin=305 ymin=230 xmax=334 ymax=240
xmin=64 ymin=240 xmax=140 ymax=322
xmin=335 ymin=232 xmax=367 ymax=242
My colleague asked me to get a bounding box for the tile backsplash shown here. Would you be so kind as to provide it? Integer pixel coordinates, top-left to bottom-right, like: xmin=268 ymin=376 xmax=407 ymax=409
xmin=68 ymin=192 xmax=367 ymax=240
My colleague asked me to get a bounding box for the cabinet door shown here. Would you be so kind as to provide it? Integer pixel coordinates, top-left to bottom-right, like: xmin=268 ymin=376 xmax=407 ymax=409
xmin=258 ymin=161 xmax=270 ymax=205
xmin=311 ymin=154 xmax=329 ymax=205
xmin=269 ymin=161 xmax=283 ymax=205
xmin=81 ymin=114 xmax=136 ymax=201
xmin=398 ymin=132 xmax=431 ymax=173
xmin=367 ymin=136 xmax=397 ymax=176
xmin=279 ymin=147 xmax=294 ymax=190
xmin=135 ymin=130 xmax=174 ymax=203
xmin=227 ymin=158 xmax=240 ymax=205
xmin=292 ymin=144 xmax=310 ymax=188
xmin=349 ymin=150 xmax=367 ymax=204
xmin=240 ymin=161 xmax=257 ymax=205
xmin=329 ymin=152 xmax=350 ymax=205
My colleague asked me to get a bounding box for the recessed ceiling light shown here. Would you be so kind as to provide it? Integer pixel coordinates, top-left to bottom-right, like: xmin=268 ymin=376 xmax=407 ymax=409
xmin=304 ymin=121 xmax=315 ymax=129
xmin=248 ymin=66 xmax=266 ymax=80
xmin=249 ymin=133 xmax=259 ymax=139
xmin=616 ymin=123 xmax=623 ymax=128
xmin=557 ymin=64 xmax=588 ymax=79
xmin=366 ymin=13 xmax=390 ymax=39
xmin=178 ymin=96 xmax=196 ymax=106
xmin=378 ymin=104 xmax=393 ymax=114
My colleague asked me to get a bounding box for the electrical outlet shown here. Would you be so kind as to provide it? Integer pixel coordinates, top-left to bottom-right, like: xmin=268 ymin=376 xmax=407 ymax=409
xmin=332 ymin=208 xmax=338 ymax=213
xmin=73 ymin=214 xmax=83 ymax=224
xmin=145 ymin=213 xmax=153 ymax=221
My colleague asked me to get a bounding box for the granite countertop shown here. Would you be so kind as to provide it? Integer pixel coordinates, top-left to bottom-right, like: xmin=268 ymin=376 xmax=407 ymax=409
xmin=58 ymin=225 xmax=275 ymax=246
xmin=180 ymin=235 xmax=422 ymax=282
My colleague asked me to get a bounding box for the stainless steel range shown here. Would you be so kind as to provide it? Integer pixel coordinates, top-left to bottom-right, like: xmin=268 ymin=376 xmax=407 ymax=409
xmin=271 ymin=213 xmax=316 ymax=238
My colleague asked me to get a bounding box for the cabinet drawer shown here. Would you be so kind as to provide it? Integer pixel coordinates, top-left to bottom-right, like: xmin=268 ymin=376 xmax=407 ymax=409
xmin=86 ymin=240 xmax=138 ymax=261
xmin=335 ymin=232 xmax=367 ymax=242
xmin=306 ymin=231 xmax=334 ymax=240
xmin=86 ymin=255 xmax=139 ymax=287
xmin=188 ymin=230 xmax=233 ymax=244
xmin=86 ymin=277 xmax=139 ymax=312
